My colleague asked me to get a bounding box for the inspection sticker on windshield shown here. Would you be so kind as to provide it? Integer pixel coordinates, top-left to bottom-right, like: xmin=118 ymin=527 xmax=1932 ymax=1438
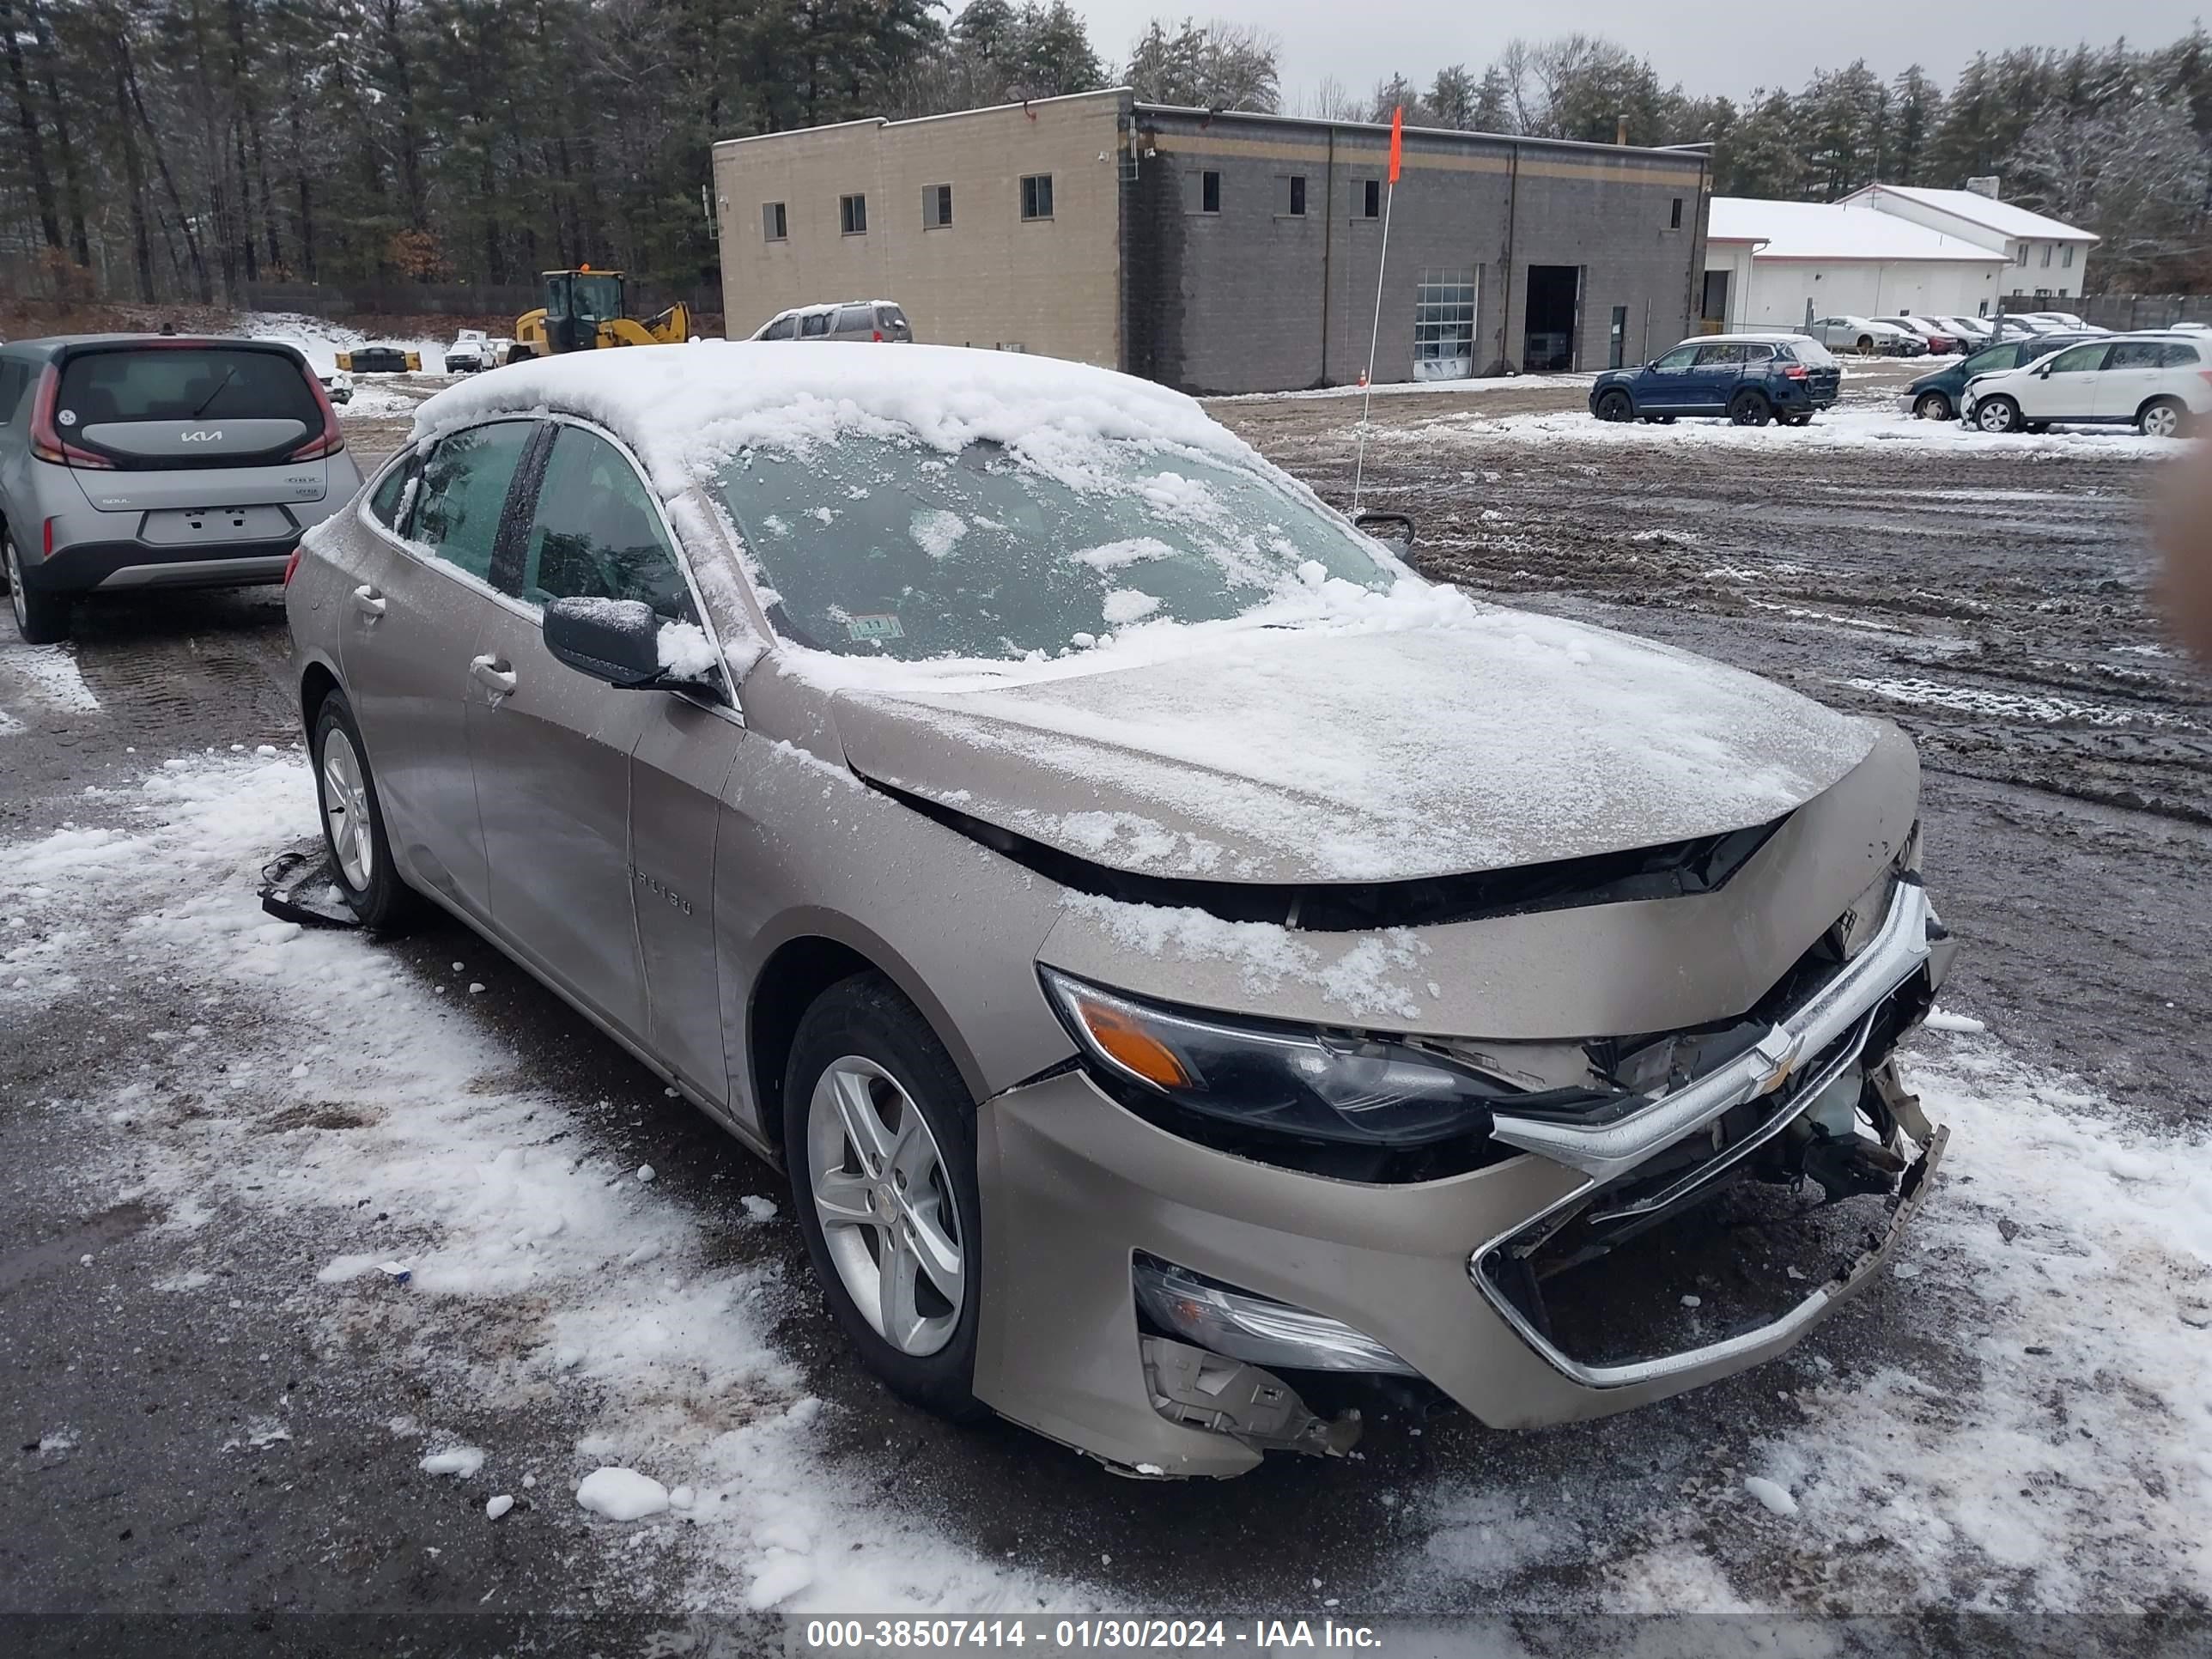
xmin=846 ymin=614 xmax=905 ymax=642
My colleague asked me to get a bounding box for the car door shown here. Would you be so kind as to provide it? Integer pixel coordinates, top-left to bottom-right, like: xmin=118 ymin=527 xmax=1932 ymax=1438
xmin=340 ymin=421 xmax=535 ymax=921
xmin=2093 ymin=340 xmax=2166 ymax=419
xmin=1689 ymin=342 xmax=1744 ymax=412
xmin=461 ymin=421 xmax=692 ymax=1042
xmin=2021 ymin=341 xmax=2111 ymax=419
xmin=1636 ymin=343 xmax=1702 ymax=412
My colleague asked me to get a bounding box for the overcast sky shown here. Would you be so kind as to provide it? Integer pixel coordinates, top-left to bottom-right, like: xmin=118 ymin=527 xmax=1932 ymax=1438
xmin=1075 ymin=0 xmax=2209 ymax=105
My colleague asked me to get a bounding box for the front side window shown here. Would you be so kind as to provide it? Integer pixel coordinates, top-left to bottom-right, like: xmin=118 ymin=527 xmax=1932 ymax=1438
xmin=1020 ymin=173 xmax=1054 ymax=221
xmin=924 ymin=183 xmax=952 ymax=228
xmin=714 ymin=436 xmax=1395 ymax=663
xmin=840 ymin=193 xmax=867 ymax=235
xmin=760 ymin=315 xmax=797 ymax=341
xmin=510 ymin=427 xmax=695 ymax=621
xmin=410 ymin=421 xmax=534 ymax=582
xmin=763 ymin=202 xmax=787 ymax=241
xmin=1651 ymin=344 xmax=1699 ymax=369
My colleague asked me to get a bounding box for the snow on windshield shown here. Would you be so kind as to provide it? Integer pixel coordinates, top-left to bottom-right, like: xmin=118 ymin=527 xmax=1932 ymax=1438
xmin=715 ymin=435 xmax=1395 ymax=662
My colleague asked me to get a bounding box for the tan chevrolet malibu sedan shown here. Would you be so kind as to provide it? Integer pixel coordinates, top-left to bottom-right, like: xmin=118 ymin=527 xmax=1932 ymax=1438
xmin=284 ymin=343 xmax=1954 ymax=1478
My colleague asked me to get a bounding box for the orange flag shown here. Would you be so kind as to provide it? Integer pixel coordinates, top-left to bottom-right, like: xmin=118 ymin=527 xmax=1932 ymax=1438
xmin=1389 ymin=106 xmax=1403 ymax=183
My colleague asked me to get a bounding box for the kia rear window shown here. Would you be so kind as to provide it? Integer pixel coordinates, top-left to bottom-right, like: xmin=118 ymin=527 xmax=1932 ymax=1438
xmin=57 ymin=347 xmax=318 ymax=429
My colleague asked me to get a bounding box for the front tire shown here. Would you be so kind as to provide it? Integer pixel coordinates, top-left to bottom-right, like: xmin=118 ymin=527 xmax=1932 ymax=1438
xmin=2140 ymin=398 xmax=2188 ymax=438
xmin=1595 ymin=388 xmax=1633 ymax=422
xmin=785 ymin=973 xmax=987 ymax=1424
xmin=1914 ymin=391 xmax=1954 ymax=422
xmin=311 ymin=690 xmax=415 ymax=929
xmin=1974 ymin=396 xmax=2022 ymax=434
xmin=3 ymin=530 xmax=70 ymax=644
xmin=1729 ymin=391 xmax=1772 ymax=427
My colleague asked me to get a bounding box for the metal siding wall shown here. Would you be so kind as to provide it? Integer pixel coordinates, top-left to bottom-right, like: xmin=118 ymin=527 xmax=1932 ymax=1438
xmin=1131 ymin=112 xmax=1704 ymax=394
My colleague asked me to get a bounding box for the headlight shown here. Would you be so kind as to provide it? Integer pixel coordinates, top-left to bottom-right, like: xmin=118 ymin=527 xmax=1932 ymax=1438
xmin=1040 ymin=968 xmax=1511 ymax=1147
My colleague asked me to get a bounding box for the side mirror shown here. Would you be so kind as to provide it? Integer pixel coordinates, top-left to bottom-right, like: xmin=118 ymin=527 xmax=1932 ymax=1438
xmin=1354 ymin=511 xmax=1416 ymax=550
xmin=543 ymin=596 xmax=662 ymax=688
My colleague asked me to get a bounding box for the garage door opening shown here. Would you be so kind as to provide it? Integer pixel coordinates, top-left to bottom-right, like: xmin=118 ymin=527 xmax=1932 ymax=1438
xmin=1523 ymin=265 xmax=1581 ymax=372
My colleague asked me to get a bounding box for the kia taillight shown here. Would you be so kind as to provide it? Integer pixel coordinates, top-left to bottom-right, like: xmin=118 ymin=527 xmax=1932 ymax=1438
xmin=283 ymin=544 xmax=304 ymax=586
xmin=872 ymin=329 xmax=884 ymax=342
xmin=27 ymin=364 xmax=114 ymax=469
xmin=289 ymin=366 xmax=346 ymax=461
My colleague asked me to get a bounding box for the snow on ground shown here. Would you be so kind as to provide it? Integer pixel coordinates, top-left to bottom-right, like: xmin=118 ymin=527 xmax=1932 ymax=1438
xmin=237 ymin=311 xmax=454 ymax=374
xmin=1368 ymin=402 xmax=2183 ymax=460
xmin=4 ymin=751 xmax=2209 ymax=1613
xmin=1215 ymin=373 xmax=1597 ymax=404
xmin=0 ymin=752 xmax=1074 ymax=1615
xmin=0 ymin=641 xmax=101 ymax=714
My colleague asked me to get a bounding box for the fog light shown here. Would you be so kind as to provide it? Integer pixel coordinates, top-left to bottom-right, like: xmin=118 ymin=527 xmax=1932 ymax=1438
xmin=1133 ymin=1254 xmax=1418 ymax=1375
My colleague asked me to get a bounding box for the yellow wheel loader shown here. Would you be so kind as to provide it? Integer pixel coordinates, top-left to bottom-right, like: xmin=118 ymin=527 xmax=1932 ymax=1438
xmin=509 ymin=267 xmax=693 ymax=362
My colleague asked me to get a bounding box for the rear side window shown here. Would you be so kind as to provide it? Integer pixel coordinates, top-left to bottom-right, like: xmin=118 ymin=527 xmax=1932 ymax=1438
xmin=834 ymin=306 xmax=875 ymax=333
xmin=1693 ymin=343 xmax=1744 ymax=366
xmin=1741 ymin=343 xmax=1776 ymax=362
xmin=368 ymin=450 xmax=420 ymax=531
xmin=0 ymin=361 xmax=27 ymax=425
xmin=57 ymin=347 xmax=316 ymax=428
xmin=2107 ymin=342 xmax=2166 ymax=369
xmin=512 ymin=428 xmax=695 ymax=622
xmin=410 ymin=421 xmax=533 ymax=582
xmin=2160 ymin=343 xmax=2203 ymax=367
xmin=799 ymin=311 xmax=831 ymax=338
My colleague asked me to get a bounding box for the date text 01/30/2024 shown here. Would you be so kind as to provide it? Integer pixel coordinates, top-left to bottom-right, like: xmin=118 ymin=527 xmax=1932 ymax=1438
xmin=798 ymin=1618 xmax=1384 ymax=1651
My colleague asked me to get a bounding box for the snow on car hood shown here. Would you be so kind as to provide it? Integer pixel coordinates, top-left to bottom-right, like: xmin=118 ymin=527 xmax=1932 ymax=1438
xmin=828 ymin=610 xmax=1880 ymax=884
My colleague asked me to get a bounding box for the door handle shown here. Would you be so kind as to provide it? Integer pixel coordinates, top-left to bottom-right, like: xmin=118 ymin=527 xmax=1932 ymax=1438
xmin=471 ymin=654 xmax=517 ymax=696
xmin=351 ymin=585 xmax=386 ymax=618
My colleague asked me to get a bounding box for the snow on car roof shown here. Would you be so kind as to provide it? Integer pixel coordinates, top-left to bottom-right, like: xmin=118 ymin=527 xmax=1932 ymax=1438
xmin=1708 ymin=197 xmax=2010 ymax=263
xmin=411 ymin=341 xmax=1257 ymax=501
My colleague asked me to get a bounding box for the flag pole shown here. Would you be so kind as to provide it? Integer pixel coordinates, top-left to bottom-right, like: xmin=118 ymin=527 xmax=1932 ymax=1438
xmin=1352 ymin=106 xmax=1403 ymax=515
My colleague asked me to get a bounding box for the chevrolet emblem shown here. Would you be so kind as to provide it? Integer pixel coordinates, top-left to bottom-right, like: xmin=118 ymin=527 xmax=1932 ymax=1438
xmin=1752 ymin=1030 xmax=1802 ymax=1095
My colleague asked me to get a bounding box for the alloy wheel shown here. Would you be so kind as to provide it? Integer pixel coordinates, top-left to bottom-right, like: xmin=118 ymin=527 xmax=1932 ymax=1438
xmin=2142 ymin=403 xmax=2183 ymax=438
xmin=319 ymin=727 xmax=375 ymax=890
xmin=806 ymin=1055 xmax=965 ymax=1357
xmin=4 ymin=537 xmax=25 ymax=632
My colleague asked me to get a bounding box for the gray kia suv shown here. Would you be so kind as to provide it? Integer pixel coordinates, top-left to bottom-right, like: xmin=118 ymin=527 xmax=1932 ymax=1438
xmin=0 ymin=334 xmax=362 ymax=642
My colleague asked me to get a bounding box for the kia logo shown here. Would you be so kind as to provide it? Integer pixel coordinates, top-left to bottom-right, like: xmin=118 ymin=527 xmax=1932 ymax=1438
xmin=180 ymin=429 xmax=222 ymax=443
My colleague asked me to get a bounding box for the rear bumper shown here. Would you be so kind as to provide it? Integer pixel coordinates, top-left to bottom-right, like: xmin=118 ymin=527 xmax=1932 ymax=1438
xmin=21 ymin=534 xmax=302 ymax=596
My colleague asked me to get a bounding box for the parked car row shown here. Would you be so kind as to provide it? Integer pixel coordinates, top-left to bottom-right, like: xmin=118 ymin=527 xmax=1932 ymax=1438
xmin=1960 ymin=332 xmax=2211 ymax=436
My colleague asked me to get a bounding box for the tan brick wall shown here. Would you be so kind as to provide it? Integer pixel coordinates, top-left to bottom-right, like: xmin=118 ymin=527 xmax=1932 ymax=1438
xmin=713 ymin=91 xmax=1127 ymax=368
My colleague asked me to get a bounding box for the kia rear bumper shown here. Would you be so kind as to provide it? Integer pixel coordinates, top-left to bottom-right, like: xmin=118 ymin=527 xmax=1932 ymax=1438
xmin=22 ymin=533 xmax=303 ymax=596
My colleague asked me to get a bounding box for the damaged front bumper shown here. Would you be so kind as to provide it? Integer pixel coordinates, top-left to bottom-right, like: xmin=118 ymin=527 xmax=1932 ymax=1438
xmin=972 ymin=884 xmax=1954 ymax=1479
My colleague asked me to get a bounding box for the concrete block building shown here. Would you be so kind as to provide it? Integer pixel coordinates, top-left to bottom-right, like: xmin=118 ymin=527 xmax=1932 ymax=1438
xmin=712 ymin=89 xmax=1711 ymax=394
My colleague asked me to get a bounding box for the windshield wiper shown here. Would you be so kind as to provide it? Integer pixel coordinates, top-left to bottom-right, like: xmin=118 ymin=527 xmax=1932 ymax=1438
xmin=187 ymin=365 xmax=239 ymax=421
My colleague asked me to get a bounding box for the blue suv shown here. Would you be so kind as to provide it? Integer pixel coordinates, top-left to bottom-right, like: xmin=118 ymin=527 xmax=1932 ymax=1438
xmin=1588 ymin=333 xmax=1844 ymax=428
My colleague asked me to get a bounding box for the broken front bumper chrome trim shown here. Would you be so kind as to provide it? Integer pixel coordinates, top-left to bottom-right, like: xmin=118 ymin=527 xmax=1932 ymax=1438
xmin=1470 ymin=1125 xmax=1948 ymax=1390
xmin=1487 ymin=878 xmax=1934 ymax=1182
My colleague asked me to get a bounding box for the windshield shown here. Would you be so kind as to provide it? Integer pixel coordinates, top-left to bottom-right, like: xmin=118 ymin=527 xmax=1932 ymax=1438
xmin=550 ymin=273 xmax=623 ymax=322
xmin=714 ymin=436 xmax=1398 ymax=661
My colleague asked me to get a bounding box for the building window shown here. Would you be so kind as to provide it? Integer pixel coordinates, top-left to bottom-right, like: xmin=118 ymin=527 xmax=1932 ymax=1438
xmin=1413 ymin=267 xmax=1477 ymax=381
xmin=1362 ymin=179 xmax=1381 ymax=218
xmin=840 ymin=193 xmax=866 ymax=236
xmin=923 ymin=183 xmax=952 ymax=228
xmin=2040 ymin=243 xmax=2052 ymax=268
xmin=1288 ymin=174 xmax=1306 ymax=216
xmin=2014 ymin=242 xmax=2028 ymax=265
xmin=2063 ymin=245 xmax=2075 ymax=268
xmin=1669 ymin=197 xmax=1682 ymax=229
xmin=1020 ymin=173 xmax=1054 ymax=221
xmin=1201 ymin=170 xmax=1221 ymax=213
xmin=762 ymin=202 xmax=787 ymax=242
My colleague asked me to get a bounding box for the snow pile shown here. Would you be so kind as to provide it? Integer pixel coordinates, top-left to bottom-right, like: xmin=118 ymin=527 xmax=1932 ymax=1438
xmin=576 ymin=1466 xmax=670 ymax=1521
xmin=238 ymin=312 xmax=452 ymax=375
xmin=411 ymin=343 xmax=1258 ymax=505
